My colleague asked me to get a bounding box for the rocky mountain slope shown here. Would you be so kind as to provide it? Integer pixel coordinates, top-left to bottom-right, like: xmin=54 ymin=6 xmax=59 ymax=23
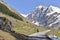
xmin=27 ymin=5 xmax=60 ymax=29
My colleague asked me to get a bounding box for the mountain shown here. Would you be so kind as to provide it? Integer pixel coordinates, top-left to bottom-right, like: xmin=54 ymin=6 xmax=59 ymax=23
xmin=20 ymin=13 xmax=28 ymax=17
xmin=27 ymin=5 xmax=60 ymax=29
xmin=0 ymin=1 xmax=48 ymax=40
xmin=0 ymin=0 xmax=60 ymax=38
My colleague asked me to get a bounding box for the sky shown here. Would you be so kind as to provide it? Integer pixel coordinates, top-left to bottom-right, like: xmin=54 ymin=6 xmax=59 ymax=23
xmin=4 ymin=0 xmax=60 ymax=14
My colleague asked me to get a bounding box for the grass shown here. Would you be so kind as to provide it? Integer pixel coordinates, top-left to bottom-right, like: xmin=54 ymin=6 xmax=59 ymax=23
xmin=1 ymin=13 xmax=60 ymax=38
xmin=13 ymin=21 xmax=48 ymax=35
xmin=0 ymin=13 xmax=48 ymax=35
xmin=1 ymin=1 xmax=60 ymax=38
xmin=0 ymin=30 xmax=16 ymax=40
xmin=0 ymin=2 xmax=23 ymax=21
xmin=0 ymin=30 xmax=28 ymax=40
xmin=0 ymin=1 xmax=48 ymax=36
xmin=46 ymin=29 xmax=60 ymax=37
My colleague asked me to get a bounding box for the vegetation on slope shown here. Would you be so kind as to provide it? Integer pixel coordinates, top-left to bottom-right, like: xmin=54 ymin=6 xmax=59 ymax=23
xmin=0 ymin=30 xmax=16 ymax=40
xmin=0 ymin=1 xmax=48 ymax=36
xmin=0 ymin=30 xmax=28 ymax=40
xmin=0 ymin=13 xmax=48 ymax=35
xmin=47 ymin=29 xmax=60 ymax=37
xmin=0 ymin=2 xmax=23 ymax=21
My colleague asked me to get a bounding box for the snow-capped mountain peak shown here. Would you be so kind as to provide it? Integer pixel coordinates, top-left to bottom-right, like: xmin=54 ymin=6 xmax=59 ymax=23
xmin=20 ymin=13 xmax=27 ymax=17
xmin=47 ymin=5 xmax=60 ymax=16
xmin=36 ymin=5 xmax=45 ymax=8
xmin=50 ymin=5 xmax=60 ymax=12
xmin=27 ymin=5 xmax=60 ymax=29
xmin=36 ymin=5 xmax=47 ymax=9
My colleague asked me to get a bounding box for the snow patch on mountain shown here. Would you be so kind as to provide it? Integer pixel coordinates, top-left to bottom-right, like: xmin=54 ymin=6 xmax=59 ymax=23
xmin=50 ymin=5 xmax=60 ymax=12
xmin=20 ymin=13 xmax=27 ymax=17
xmin=32 ymin=21 xmax=39 ymax=26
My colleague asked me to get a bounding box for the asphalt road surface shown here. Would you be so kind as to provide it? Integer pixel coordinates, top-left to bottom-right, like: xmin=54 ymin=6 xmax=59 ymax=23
xmin=28 ymin=30 xmax=51 ymax=40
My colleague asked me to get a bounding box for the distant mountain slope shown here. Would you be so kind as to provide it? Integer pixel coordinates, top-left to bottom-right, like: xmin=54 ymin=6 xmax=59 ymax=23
xmin=27 ymin=5 xmax=60 ymax=29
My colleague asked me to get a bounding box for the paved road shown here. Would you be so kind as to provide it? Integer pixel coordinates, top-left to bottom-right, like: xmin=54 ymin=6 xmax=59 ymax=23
xmin=28 ymin=30 xmax=60 ymax=40
xmin=28 ymin=30 xmax=51 ymax=40
xmin=29 ymin=30 xmax=51 ymax=36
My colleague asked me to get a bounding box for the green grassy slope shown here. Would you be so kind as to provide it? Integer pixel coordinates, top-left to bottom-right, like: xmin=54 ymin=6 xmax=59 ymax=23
xmin=47 ymin=29 xmax=60 ymax=37
xmin=0 ymin=30 xmax=16 ymax=40
xmin=0 ymin=1 xmax=24 ymax=21
xmin=0 ymin=30 xmax=28 ymax=40
xmin=0 ymin=13 xmax=47 ymax=35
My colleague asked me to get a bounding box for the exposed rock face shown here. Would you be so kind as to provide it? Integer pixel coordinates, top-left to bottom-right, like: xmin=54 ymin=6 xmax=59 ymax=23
xmin=27 ymin=5 xmax=60 ymax=29
xmin=0 ymin=17 xmax=13 ymax=31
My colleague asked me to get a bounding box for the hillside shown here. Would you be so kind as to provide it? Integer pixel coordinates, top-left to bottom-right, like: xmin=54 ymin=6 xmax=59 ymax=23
xmin=0 ymin=0 xmax=60 ymax=40
xmin=0 ymin=30 xmax=16 ymax=40
xmin=0 ymin=13 xmax=47 ymax=35
xmin=0 ymin=0 xmax=47 ymax=35
xmin=46 ymin=29 xmax=60 ymax=37
xmin=0 ymin=30 xmax=28 ymax=40
xmin=0 ymin=1 xmax=24 ymax=21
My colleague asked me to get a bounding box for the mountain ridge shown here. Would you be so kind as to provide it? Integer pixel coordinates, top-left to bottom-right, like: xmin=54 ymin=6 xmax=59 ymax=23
xmin=27 ymin=5 xmax=60 ymax=29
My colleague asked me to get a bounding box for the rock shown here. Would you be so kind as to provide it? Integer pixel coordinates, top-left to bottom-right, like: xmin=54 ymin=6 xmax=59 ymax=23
xmin=0 ymin=17 xmax=13 ymax=32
